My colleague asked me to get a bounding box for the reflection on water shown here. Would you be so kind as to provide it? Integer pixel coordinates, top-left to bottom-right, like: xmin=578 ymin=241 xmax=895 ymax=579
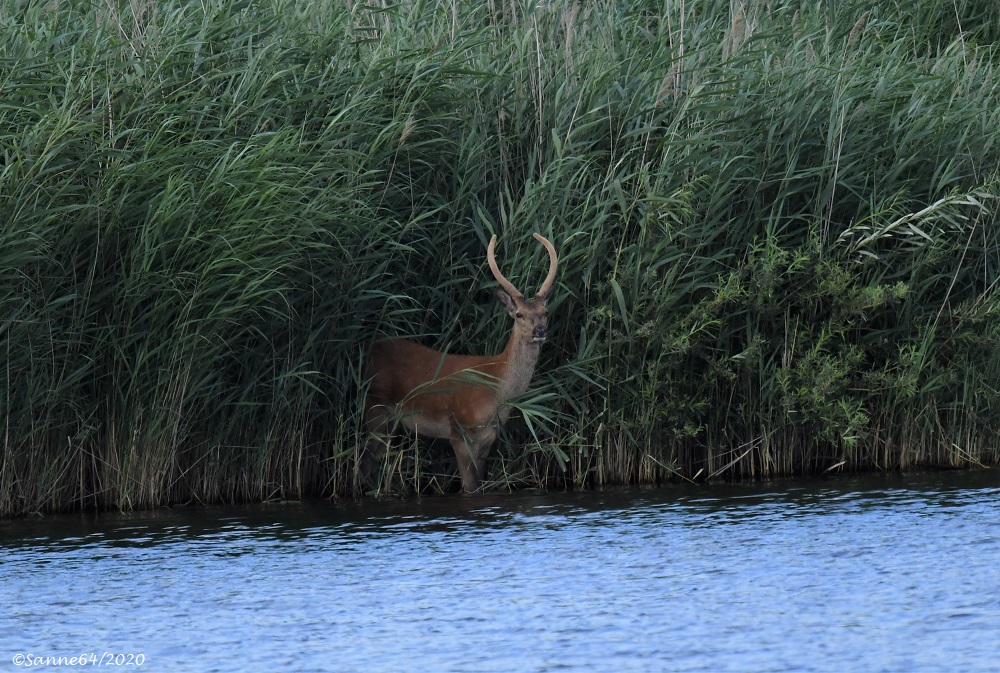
xmin=2 ymin=471 xmax=999 ymax=672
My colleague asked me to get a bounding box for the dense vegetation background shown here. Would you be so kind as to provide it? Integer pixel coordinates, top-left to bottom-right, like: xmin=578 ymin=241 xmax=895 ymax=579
xmin=2 ymin=0 xmax=1000 ymax=514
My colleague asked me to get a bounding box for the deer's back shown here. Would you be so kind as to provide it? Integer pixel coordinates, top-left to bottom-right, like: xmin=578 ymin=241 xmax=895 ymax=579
xmin=365 ymin=338 xmax=505 ymax=429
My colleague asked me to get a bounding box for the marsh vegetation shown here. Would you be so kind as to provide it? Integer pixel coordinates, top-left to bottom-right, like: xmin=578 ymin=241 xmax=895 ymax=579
xmin=2 ymin=0 xmax=1000 ymax=514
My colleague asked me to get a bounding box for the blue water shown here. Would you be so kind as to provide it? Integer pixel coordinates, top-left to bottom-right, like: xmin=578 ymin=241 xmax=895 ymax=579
xmin=2 ymin=471 xmax=998 ymax=672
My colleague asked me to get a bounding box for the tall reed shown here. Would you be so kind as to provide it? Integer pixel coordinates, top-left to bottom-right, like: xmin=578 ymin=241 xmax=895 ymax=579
xmin=2 ymin=0 xmax=999 ymax=514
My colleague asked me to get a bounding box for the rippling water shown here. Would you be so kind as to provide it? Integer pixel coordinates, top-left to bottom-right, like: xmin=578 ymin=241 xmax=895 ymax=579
xmin=2 ymin=471 xmax=999 ymax=672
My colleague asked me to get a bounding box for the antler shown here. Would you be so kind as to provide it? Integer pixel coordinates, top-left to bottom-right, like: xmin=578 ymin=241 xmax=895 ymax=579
xmin=532 ymin=233 xmax=558 ymax=299
xmin=487 ymin=233 xmax=559 ymax=300
xmin=487 ymin=235 xmax=523 ymax=298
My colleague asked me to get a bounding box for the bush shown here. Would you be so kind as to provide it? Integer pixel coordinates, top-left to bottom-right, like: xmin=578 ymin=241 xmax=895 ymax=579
xmin=2 ymin=0 xmax=999 ymax=514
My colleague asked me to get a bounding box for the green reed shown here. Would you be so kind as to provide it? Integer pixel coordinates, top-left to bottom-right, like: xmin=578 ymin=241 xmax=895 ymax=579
xmin=2 ymin=0 xmax=999 ymax=514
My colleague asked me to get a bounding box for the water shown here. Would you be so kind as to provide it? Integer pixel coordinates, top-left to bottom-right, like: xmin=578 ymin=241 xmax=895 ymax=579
xmin=2 ymin=471 xmax=998 ymax=673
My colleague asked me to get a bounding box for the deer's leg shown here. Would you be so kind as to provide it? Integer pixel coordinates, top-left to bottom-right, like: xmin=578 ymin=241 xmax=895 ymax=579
xmin=360 ymin=404 xmax=393 ymax=491
xmin=451 ymin=435 xmax=480 ymax=493
xmin=471 ymin=427 xmax=497 ymax=486
xmin=450 ymin=425 xmax=496 ymax=493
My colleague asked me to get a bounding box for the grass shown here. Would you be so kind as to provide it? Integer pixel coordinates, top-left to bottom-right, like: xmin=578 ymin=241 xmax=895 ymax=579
xmin=2 ymin=0 xmax=1000 ymax=515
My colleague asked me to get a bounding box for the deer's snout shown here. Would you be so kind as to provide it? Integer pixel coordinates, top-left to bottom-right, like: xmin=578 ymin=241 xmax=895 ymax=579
xmin=533 ymin=325 xmax=548 ymax=341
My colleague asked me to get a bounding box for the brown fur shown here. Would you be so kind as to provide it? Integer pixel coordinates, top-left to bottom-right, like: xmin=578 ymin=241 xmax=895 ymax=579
xmin=362 ymin=234 xmax=557 ymax=493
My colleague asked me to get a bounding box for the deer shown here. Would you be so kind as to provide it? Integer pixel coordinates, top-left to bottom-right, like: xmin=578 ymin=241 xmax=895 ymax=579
xmin=361 ymin=232 xmax=559 ymax=493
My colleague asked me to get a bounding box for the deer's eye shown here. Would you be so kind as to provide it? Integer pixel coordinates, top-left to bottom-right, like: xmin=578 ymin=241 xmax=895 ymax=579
xmin=515 ymin=312 xmax=524 ymax=319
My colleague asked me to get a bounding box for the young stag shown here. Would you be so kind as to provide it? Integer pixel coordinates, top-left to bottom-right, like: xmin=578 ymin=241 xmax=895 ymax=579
xmin=362 ymin=233 xmax=559 ymax=493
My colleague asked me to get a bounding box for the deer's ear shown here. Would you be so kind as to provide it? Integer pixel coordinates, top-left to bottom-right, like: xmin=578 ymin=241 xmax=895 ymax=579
xmin=496 ymin=289 xmax=517 ymax=316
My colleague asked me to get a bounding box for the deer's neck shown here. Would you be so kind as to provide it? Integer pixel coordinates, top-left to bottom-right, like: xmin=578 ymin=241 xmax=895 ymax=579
xmin=496 ymin=331 xmax=543 ymax=402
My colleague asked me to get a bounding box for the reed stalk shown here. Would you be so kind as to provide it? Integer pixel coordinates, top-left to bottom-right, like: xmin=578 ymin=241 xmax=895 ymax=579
xmin=2 ymin=0 xmax=1000 ymax=514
